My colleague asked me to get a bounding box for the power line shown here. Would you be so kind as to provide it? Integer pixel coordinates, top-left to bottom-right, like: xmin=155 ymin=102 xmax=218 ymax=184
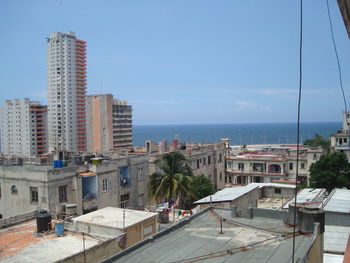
xmin=292 ymin=0 xmax=303 ymax=262
xmin=326 ymin=0 xmax=348 ymax=113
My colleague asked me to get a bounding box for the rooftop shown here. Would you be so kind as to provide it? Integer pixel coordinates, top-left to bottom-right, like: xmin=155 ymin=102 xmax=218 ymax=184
xmin=323 ymin=188 xmax=350 ymax=213
xmin=194 ymin=183 xmax=295 ymax=204
xmin=72 ymin=207 xmax=158 ymax=229
xmin=106 ymin=208 xmax=318 ymax=263
xmin=282 ymin=188 xmax=326 ymax=209
xmin=0 ymin=220 xmax=102 ymax=263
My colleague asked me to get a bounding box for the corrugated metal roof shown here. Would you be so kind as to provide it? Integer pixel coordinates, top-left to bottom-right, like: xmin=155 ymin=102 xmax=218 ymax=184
xmin=194 ymin=183 xmax=295 ymax=204
xmin=324 ymin=225 xmax=350 ymax=253
xmin=107 ymin=208 xmax=315 ymax=263
xmin=323 ymin=188 xmax=350 ymax=213
xmin=282 ymin=188 xmax=326 ymax=209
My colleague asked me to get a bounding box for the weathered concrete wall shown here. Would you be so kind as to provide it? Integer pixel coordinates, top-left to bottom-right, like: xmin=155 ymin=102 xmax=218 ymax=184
xmin=262 ymin=186 xmax=295 ymax=198
xmin=0 ymin=165 xmax=88 ymax=218
xmin=57 ymin=235 xmax=124 ymax=263
xmin=251 ymin=207 xmax=287 ymax=220
xmin=0 ymin=210 xmax=36 ymax=228
xmin=305 ymin=228 xmax=323 ymax=263
xmin=126 ymin=216 xmax=157 ymax=247
xmin=325 ymin=212 xmax=350 ymax=226
xmin=230 ymin=188 xmax=262 ymax=217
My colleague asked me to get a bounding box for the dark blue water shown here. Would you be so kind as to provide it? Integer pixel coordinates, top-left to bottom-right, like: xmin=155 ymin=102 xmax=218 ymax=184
xmin=133 ymin=122 xmax=341 ymax=146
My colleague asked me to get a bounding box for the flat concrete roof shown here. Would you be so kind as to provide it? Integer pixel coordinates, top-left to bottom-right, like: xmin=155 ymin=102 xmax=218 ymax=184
xmin=72 ymin=207 xmax=158 ymax=229
xmin=194 ymin=183 xmax=295 ymax=204
xmin=323 ymin=188 xmax=350 ymax=213
xmin=0 ymin=220 xmax=101 ymax=263
xmin=107 ymin=208 xmax=315 ymax=263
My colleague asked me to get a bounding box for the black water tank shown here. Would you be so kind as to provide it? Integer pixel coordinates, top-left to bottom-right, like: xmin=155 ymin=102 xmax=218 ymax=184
xmin=36 ymin=210 xmax=52 ymax=233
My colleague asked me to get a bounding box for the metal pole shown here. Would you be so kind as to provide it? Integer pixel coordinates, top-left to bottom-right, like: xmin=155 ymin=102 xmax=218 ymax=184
xmin=220 ymin=219 xmax=223 ymax=234
xmin=82 ymin=232 xmax=86 ymax=263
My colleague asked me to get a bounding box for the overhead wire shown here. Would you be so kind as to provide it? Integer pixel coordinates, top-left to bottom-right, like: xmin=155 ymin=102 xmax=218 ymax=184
xmin=326 ymin=0 xmax=350 ymax=153
xmin=292 ymin=0 xmax=303 ymax=262
xmin=326 ymin=0 xmax=349 ymax=113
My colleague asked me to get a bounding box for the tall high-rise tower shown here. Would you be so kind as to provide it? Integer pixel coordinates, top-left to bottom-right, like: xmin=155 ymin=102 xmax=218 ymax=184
xmin=47 ymin=32 xmax=87 ymax=152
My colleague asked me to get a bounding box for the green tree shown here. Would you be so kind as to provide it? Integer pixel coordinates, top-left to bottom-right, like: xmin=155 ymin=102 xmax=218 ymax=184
xmin=304 ymin=134 xmax=330 ymax=152
xmin=191 ymin=175 xmax=215 ymax=201
xmin=309 ymin=151 xmax=350 ymax=192
xmin=148 ymin=152 xmax=193 ymax=204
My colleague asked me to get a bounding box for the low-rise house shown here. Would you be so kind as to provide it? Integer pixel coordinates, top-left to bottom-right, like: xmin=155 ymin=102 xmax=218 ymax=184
xmin=0 ymin=154 xmax=149 ymax=219
xmin=69 ymin=207 xmax=158 ymax=247
xmin=194 ymin=183 xmax=296 ymax=216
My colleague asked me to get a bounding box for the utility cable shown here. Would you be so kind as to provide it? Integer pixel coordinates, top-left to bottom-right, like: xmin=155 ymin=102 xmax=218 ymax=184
xmin=292 ymin=0 xmax=303 ymax=262
xmin=326 ymin=0 xmax=348 ymax=113
xmin=326 ymin=0 xmax=350 ymax=151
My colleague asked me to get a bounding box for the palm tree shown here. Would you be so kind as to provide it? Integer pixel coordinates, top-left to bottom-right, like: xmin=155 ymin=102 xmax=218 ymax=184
xmin=148 ymin=151 xmax=193 ymax=205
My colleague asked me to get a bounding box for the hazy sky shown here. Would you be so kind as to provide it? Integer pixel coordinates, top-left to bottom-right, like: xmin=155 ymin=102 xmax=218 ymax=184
xmin=0 ymin=0 xmax=349 ymax=125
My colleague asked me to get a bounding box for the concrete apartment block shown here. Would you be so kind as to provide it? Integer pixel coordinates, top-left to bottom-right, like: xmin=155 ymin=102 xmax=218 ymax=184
xmin=47 ymin=32 xmax=87 ymax=152
xmin=86 ymin=94 xmax=133 ymax=152
xmin=0 ymin=98 xmax=48 ymax=157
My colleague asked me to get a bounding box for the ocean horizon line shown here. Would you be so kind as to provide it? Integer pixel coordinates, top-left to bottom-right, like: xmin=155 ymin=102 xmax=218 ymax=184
xmin=134 ymin=121 xmax=341 ymax=127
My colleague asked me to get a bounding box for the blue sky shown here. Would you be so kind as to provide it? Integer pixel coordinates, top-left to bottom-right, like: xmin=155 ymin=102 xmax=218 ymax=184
xmin=0 ymin=0 xmax=349 ymax=125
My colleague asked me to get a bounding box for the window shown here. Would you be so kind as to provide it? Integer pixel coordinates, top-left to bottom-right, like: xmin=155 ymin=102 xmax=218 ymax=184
xmin=30 ymin=187 xmax=39 ymax=203
xmin=120 ymin=193 xmax=129 ymax=208
xmin=203 ymin=158 xmax=206 ymax=165
xmin=59 ymin=185 xmax=67 ymax=203
xmin=289 ymin=163 xmax=293 ymax=170
xmin=274 ymin=188 xmax=281 ymax=194
xmin=102 ymin=179 xmax=109 ymax=192
xmin=197 ymin=159 xmax=200 ymax=169
xmin=219 ymin=154 xmax=222 ymax=163
xmin=300 ymin=163 xmax=305 ymax=169
xmin=238 ymin=163 xmax=244 ymax=170
xmin=220 ymin=172 xmax=222 ymax=181
xmin=208 ymin=156 xmax=211 ymax=165
xmin=11 ymin=185 xmax=18 ymax=194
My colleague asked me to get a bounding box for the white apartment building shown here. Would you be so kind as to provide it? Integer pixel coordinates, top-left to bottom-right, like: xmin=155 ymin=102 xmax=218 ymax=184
xmin=330 ymin=111 xmax=350 ymax=160
xmin=86 ymin=94 xmax=133 ymax=152
xmin=226 ymin=148 xmax=322 ymax=185
xmin=47 ymin=32 xmax=87 ymax=152
xmin=0 ymin=98 xmax=48 ymax=157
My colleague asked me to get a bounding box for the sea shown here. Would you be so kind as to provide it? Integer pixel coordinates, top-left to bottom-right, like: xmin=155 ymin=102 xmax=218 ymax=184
xmin=133 ymin=122 xmax=341 ymax=146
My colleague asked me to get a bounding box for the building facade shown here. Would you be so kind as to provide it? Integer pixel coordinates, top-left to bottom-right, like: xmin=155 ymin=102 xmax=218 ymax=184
xmin=330 ymin=111 xmax=350 ymax=160
xmin=86 ymin=94 xmax=132 ymax=152
xmin=47 ymin=32 xmax=87 ymax=152
xmin=0 ymin=98 xmax=48 ymax=157
xmin=149 ymin=142 xmax=226 ymax=191
xmin=0 ymin=154 xmax=149 ymax=219
xmin=226 ymin=148 xmax=322 ymax=185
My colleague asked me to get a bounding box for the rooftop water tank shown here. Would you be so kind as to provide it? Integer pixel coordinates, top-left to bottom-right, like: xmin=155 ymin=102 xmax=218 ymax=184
xmin=36 ymin=210 xmax=52 ymax=233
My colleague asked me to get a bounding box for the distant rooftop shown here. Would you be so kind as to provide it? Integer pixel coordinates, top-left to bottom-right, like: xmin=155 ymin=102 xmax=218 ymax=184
xmin=194 ymin=183 xmax=295 ymax=204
